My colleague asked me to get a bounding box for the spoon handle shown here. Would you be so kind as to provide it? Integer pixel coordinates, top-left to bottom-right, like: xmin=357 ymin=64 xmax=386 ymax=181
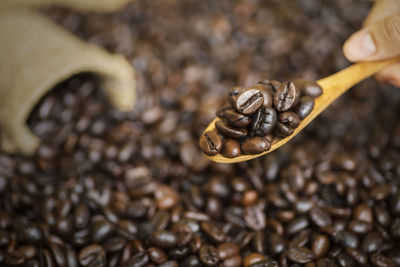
xmin=316 ymin=56 xmax=400 ymax=115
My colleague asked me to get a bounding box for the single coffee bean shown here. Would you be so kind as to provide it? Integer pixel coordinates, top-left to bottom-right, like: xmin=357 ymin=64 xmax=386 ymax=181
xmin=279 ymin=112 xmax=300 ymax=128
xmin=158 ymin=260 xmax=179 ymax=267
xmin=91 ymin=220 xmax=114 ymax=243
xmin=78 ymin=244 xmax=105 ymax=267
xmin=251 ymin=107 xmax=277 ymax=136
xmin=223 ymin=255 xmax=242 ymax=267
xmin=217 ymin=242 xmax=240 ymax=259
xmin=221 ymin=139 xmax=241 ymax=158
xmin=353 ymin=203 xmax=373 ymax=224
xmin=216 ymin=119 xmax=248 ymax=139
xmin=234 ymin=88 xmax=264 ymax=114
xmin=199 ymin=245 xmax=219 ymax=266
xmin=336 ymin=230 xmax=359 ymax=249
xmin=172 ymin=223 xmax=192 ymax=246
xmin=287 ymin=246 xmax=314 ymax=264
xmin=274 ymin=122 xmax=294 ymax=137
xmin=286 ymin=216 xmax=309 ymax=235
xmin=252 ymin=84 xmax=274 ymax=107
xmin=312 ymin=234 xmax=330 ymax=259
xmin=310 ymin=207 xmax=332 ymax=227
xmin=199 ymin=130 xmax=223 ymax=156
xmin=201 ymin=221 xmax=227 ymax=243
xmin=243 ymin=253 xmax=265 ymax=267
xmin=103 ymin=236 xmax=125 ymax=252
xmin=148 ymin=247 xmax=167 ymax=264
xmin=150 ymin=230 xmax=177 ymax=249
xmin=49 ymin=242 xmax=67 ymax=267
xmin=345 ymin=248 xmax=368 ymax=265
xmin=74 ymin=204 xmax=90 ymax=229
xmin=217 ymin=104 xmax=233 ymax=118
xmin=244 ymin=205 xmax=267 ymax=231
xmin=249 ymin=259 xmax=279 ymax=267
xmin=296 ymin=96 xmax=315 ymax=119
xmin=361 ymin=231 xmax=383 ymax=253
xmin=181 ymin=255 xmax=202 ymax=267
xmin=222 ymin=109 xmax=252 ymax=128
xmin=265 ymin=233 xmax=285 ymax=256
xmin=241 ymin=137 xmax=271 ymax=155
xmin=337 ymin=253 xmax=355 ymax=267
xmin=294 ymin=80 xmax=322 ymax=97
xmin=274 ymin=81 xmax=300 ymax=111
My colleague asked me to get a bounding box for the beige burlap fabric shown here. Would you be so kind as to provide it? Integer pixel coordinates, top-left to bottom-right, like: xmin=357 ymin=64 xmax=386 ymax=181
xmin=0 ymin=0 xmax=136 ymax=155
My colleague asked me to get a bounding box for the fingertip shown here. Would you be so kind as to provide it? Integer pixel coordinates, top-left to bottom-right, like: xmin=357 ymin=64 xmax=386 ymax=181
xmin=343 ymin=30 xmax=377 ymax=62
xmin=375 ymin=63 xmax=400 ymax=87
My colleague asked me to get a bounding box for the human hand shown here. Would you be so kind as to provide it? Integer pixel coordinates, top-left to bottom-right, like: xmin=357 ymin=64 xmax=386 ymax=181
xmin=343 ymin=0 xmax=400 ymax=87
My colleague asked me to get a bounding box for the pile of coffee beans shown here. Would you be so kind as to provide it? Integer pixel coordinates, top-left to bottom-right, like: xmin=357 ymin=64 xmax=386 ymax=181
xmin=200 ymin=80 xmax=322 ymax=157
xmin=1 ymin=0 xmax=400 ymax=267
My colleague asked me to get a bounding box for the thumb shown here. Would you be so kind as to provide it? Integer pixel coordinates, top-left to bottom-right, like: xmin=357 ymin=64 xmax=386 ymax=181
xmin=343 ymin=13 xmax=400 ymax=62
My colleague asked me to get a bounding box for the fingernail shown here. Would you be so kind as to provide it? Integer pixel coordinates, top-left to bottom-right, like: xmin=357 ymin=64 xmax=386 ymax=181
xmin=345 ymin=32 xmax=376 ymax=60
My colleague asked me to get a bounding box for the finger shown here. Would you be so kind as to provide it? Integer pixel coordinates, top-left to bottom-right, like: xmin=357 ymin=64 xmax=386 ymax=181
xmin=343 ymin=13 xmax=400 ymax=62
xmin=364 ymin=0 xmax=400 ymax=26
xmin=375 ymin=63 xmax=400 ymax=87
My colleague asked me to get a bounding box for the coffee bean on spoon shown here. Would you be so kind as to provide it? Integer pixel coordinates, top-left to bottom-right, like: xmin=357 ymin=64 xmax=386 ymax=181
xmin=250 ymin=107 xmax=277 ymax=136
xmin=294 ymin=79 xmax=323 ymax=97
xmin=199 ymin=131 xmax=223 ymax=156
xmin=222 ymin=108 xmax=251 ymax=128
xmin=296 ymin=96 xmax=315 ymax=119
xmin=241 ymin=136 xmax=271 ymax=155
xmin=216 ymin=104 xmax=232 ymax=118
xmin=252 ymin=83 xmax=273 ymax=107
xmin=279 ymin=112 xmax=300 ymax=128
xmin=274 ymin=81 xmax=300 ymax=112
xmin=233 ymin=88 xmax=264 ymax=114
xmin=221 ymin=139 xmax=241 ymax=158
xmin=216 ymin=119 xmax=248 ymax=139
xmin=275 ymin=122 xmax=294 ymax=137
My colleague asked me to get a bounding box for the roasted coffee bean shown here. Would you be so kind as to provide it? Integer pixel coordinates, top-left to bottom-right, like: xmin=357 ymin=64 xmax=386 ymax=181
xmin=169 ymin=246 xmax=190 ymax=259
xmin=216 ymin=119 xmax=248 ymax=139
xmin=336 ymin=231 xmax=359 ymax=248
xmin=274 ymin=81 xmax=300 ymax=112
xmin=221 ymin=139 xmax=241 ymax=158
xmin=158 ymin=260 xmax=179 ymax=267
xmin=148 ymin=247 xmax=167 ymax=264
xmin=317 ymin=257 xmax=339 ymax=267
xmin=279 ymin=112 xmax=300 ymax=128
xmin=172 ymin=223 xmax=192 ymax=246
xmin=275 ymin=122 xmax=294 ymax=137
xmin=312 ymin=234 xmax=330 ymax=259
xmin=241 ymin=137 xmax=271 ymax=155
xmin=286 ymin=216 xmax=309 ymax=235
xmin=345 ymin=248 xmax=368 ymax=265
xmin=182 ymin=255 xmax=202 ymax=267
xmin=223 ymin=109 xmax=252 ymax=128
xmin=361 ymin=231 xmax=383 ymax=253
xmin=353 ymin=203 xmax=373 ymax=224
xmin=296 ymin=96 xmax=315 ymax=119
xmin=91 ymin=220 xmax=114 ymax=242
xmin=223 ymin=255 xmax=242 ymax=267
xmin=244 ymin=205 xmax=267 ymax=231
xmin=310 ymin=207 xmax=332 ymax=228
xmin=78 ymin=245 xmax=105 ymax=267
xmin=201 ymin=221 xmax=227 ymax=243
xmin=294 ymin=80 xmax=322 ymax=97
xmin=228 ymin=86 xmax=246 ymax=107
xmin=218 ymin=242 xmax=240 ymax=259
xmin=287 ymin=247 xmax=314 ymax=264
xmin=252 ymin=84 xmax=274 ymax=107
xmin=103 ymin=236 xmax=125 ymax=252
xmin=199 ymin=131 xmax=223 ymax=156
xmin=251 ymin=107 xmax=277 ymax=136
xmin=249 ymin=259 xmax=278 ymax=267
xmin=370 ymin=253 xmax=395 ymax=267
xmin=243 ymin=253 xmax=266 ymax=267
xmin=347 ymin=220 xmax=372 ymax=234
xmin=234 ymin=88 xmax=264 ymax=114
xmin=74 ymin=204 xmax=90 ymax=229
xmin=265 ymin=233 xmax=285 ymax=256
xmin=199 ymin=245 xmax=219 ymax=266
xmin=49 ymin=242 xmax=67 ymax=267
xmin=150 ymin=230 xmax=177 ymax=249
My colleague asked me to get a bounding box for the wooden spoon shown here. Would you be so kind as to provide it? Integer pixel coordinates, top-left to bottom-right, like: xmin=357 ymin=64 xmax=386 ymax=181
xmin=203 ymin=56 xmax=400 ymax=163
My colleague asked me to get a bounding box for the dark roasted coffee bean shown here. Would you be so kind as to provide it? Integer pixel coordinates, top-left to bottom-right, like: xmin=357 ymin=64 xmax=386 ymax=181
xmin=336 ymin=253 xmax=355 ymax=267
xmin=353 ymin=203 xmax=373 ymax=224
xmin=243 ymin=253 xmax=265 ymax=267
xmin=49 ymin=242 xmax=67 ymax=267
xmin=252 ymin=84 xmax=274 ymax=107
xmin=287 ymin=247 xmax=314 ymax=264
xmin=17 ymin=245 xmax=37 ymax=259
xmin=104 ymin=236 xmax=125 ymax=252
xmin=74 ymin=204 xmax=90 ymax=229
xmin=317 ymin=257 xmax=339 ymax=267
xmin=172 ymin=223 xmax=192 ymax=246
xmin=274 ymin=81 xmax=300 ymax=112
xmin=169 ymin=246 xmax=189 ymax=259
xmin=116 ymin=219 xmax=137 ymax=240
xmin=182 ymin=255 xmax=202 ymax=267
xmin=221 ymin=138 xmax=241 ymax=158
xmin=336 ymin=231 xmax=359 ymax=248
xmin=66 ymin=248 xmax=78 ymax=267
xmin=275 ymin=122 xmax=294 ymax=137
xmin=216 ymin=119 xmax=248 ymax=139
xmin=310 ymin=207 xmax=332 ymax=228
xmin=265 ymin=232 xmax=285 ymax=256
xmin=347 ymin=220 xmax=372 ymax=234
xmin=286 ymin=216 xmax=309 ymax=235
xmin=294 ymin=80 xmax=322 ymax=97
xmin=223 ymin=255 xmax=242 ymax=267
xmin=241 ymin=137 xmax=271 ymax=155
xmin=150 ymin=230 xmax=177 ymax=249
xmin=126 ymin=251 xmax=149 ymax=267
xmin=234 ymin=88 xmax=264 ymax=114
xmin=345 ymin=248 xmax=368 ymax=265
xmin=249 ymin=259 xmax=278 ymax=267
xmin=199 ymin=131 xmax=223 ymax=156
xmin=223 ymin=109 xmax=252 ymax=128
xmin=148 ymin=247 xmax=167 ymax=264
xmin=78 ymin=245 xmax=105 ymax=267
xmin=4 ymin=253 xmax=25 ymax=266
xmin=91 ymin=220 xmax=114 ymax=242
xmin=296 ymin=96 xmax=315 ymax=119
xmin=201 ymin=221 xmax=226 ymax=243
xmin=217 ymin=242 xmax=240 ymax=259
xmin=251 ymin=107 xmax=277 ymax=136
xmin=312 ymin=234 xmax=330 ymax=259
xmin=244 ymin=205 xmax=266 ymax=231
xmin=199 ymin=244 xmax=219 ymax=266
xmin=370 ymin=253 xmax=395 ymax=267
xmin=361 ymin=231 xmax=383 ymax=253
xmin=279 ymin=112 xmax=300 ymax=128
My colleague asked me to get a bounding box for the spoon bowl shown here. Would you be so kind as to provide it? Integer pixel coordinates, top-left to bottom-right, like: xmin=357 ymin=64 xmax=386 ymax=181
xmin=203 ymin=56 xmax=400 ymax=163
